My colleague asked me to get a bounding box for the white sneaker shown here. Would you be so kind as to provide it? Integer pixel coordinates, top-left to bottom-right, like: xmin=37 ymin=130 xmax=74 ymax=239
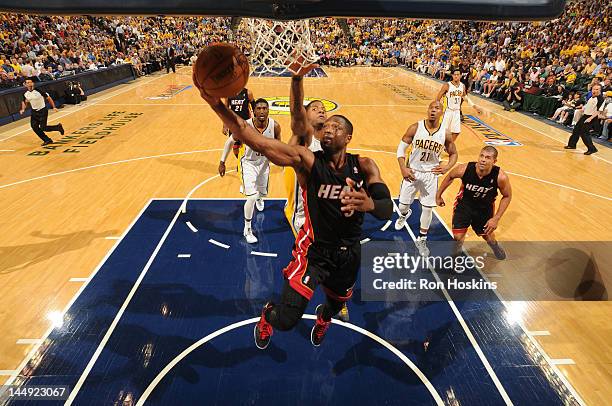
xmin=394 ymin=209 xmax=411 ymax=230
xmin=244 ymin=226 xmax=258 ymax=244
xmin=415 ymin=237 xmax=430 ymax=257
xmin=256 ymin=198 xmax=264 ymax=211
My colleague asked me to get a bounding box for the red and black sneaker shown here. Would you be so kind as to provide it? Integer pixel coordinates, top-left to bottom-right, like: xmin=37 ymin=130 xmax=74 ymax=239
xmin=254 ymin=302 xmax=274 ymax=350
xmin=311 ymin=304 xmax=332 ymax=347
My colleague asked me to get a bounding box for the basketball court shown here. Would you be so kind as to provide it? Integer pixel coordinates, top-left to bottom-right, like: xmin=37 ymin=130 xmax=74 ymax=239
xmin=0 ymin=50 xmax=611 ymax=405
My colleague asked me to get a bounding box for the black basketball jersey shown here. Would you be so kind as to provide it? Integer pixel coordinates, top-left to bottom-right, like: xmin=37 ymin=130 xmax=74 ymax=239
xmin=457 ymin=162 xmax=499 ymax=207
xmin=304 ymin=151 xmax=366 ymax=246
xmin=227 ymin=88 xmax=251 ymax=120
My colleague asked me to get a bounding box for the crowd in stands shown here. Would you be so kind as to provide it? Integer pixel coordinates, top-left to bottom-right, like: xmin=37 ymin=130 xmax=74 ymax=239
xmin=1 ymin=0 xmax=610 ymax=139
xmin=0 ymin=15 xmax=244 ymax=88
xmin=310 ymin=0 xmax=611 ymax=139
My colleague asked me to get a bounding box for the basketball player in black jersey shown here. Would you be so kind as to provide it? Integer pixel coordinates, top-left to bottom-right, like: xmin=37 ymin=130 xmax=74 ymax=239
xmin=195 ymin=81 xmax=393 ymax=349
xmin=436 ymin=146 xmax=511 ymax=260
xmin=220 ymin=88 xmax=255 ymax=161
xmin=289 ymin=69 xmax=349 ymax=322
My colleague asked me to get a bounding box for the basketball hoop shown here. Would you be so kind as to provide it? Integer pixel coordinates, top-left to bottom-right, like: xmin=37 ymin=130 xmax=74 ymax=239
xmin=245 ymin=18 xmax=319 ymax=76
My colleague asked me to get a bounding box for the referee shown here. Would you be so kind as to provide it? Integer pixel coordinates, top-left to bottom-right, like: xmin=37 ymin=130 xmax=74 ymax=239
xmin=565 ymin=84 xmax=605 ymax=155
xmin=19 ymin=79 xmax=64 ymax=146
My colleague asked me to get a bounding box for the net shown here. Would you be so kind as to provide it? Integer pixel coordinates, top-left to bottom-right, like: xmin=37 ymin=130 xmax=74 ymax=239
xmin=245 ymin=18 xmax=319 ymax=76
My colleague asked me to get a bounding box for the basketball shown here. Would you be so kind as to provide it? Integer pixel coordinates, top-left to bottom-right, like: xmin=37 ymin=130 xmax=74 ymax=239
xmin=193 ymin=43 xmax=249 ymax=97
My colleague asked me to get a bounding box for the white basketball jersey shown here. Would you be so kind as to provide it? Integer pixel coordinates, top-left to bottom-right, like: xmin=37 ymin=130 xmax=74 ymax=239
xmin=243 ymin=118 xmax=275 ymax=162
xmin=309 ymin=136 xmax=322 ymax=152
xmin=408 ymin=120 xmax=446 ymax=172
xmin=445 ymin=81 xmax=465 ymax=110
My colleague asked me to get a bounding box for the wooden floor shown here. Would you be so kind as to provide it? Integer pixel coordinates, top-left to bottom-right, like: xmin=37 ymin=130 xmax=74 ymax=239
xmin=0 ymin=66 xmax=610 ymax=404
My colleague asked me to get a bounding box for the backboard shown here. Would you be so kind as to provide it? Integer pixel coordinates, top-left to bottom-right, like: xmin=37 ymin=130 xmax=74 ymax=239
xmin=0 ymin=0 xmax=566 ymax=21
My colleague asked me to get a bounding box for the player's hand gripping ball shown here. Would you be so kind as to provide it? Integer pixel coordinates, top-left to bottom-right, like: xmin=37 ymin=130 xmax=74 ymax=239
xmin=193 ymin=43 xmax=249 ymax=98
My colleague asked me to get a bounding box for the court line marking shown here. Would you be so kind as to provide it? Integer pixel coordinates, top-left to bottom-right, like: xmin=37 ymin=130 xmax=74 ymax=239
xmin=0 ymin=68 xmax=188 ymax=143
xmin=180 ymin=169 xmax=237 ymax=214
xmin=208 ymin=239 xmax=230 ymax=249
xmin=349 ymin=148 xmax=611 ymax=201
xmin=64 ymin=173 xmax=225 ymax=405
xmin=528 ymin=331 xmax=551 ymax=336
xmin=0 ymin=371 xmax=16 ymax=376
xmin=185 ymin=221 xmax=198 ymax=233
xmin=251 ymin=251 xmax=278 ymax=257
xmin=430 ymin=208 xmax=586 ymax=405
xmin=485 ymin=110 xmax=612 ymax=166
xmin=177 ymin=254 xmax=191 ymax=258
xmin=69 ymin=278 xmax=89 ymax=282
xmin=380 ymin=220 xmax=392 ymax=231
xmin=0 ymin=149 xmax=15 ymax=152
xmin=4 ymin=199 xmax=153 ymax=386
xmin=550 ymin=359 xmax=576 ymax=365
xmin=393 ymin=201 xmax=513 ymax=405
xmin=135 ymin=316 xmax=445 ymax=406
xmin=504 ymin=170 xmax=611 ymax=201
xmin=15 ymin=339 xmax=42 ymax=345
xmin=105 ymin=236 xmax=121 ymax=240
xmin=2 ymin=147 xmax=606 ymax=204
xmin=398 ymin=68 xmax=612 ymax=166
xmin=360 ymin=237 xmax=371 ymax=244
xmin=0 ymin=148 xmax=222 ymax=191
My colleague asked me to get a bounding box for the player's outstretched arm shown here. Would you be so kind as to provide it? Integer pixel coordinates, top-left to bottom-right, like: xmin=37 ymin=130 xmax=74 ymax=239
xmin=196 ymin=83 xmax=314 ymax=171
xmin=436 ymin=163 xmax=467 ymax=207
xmin=436 ymin=83 xmax=449 ymax=103
xmin=340 ymin=157 xmax=393 ymax=220
xmin=247 ymin=89 xmax=255 ymax=117
xmin=397 ymin=123 xmax=418 ymax=181
xmin=289 ymin=75 xmax=314 ymax=145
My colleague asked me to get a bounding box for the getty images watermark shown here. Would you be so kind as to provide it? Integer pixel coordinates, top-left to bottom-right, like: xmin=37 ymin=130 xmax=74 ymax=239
xmin=361 ymin=241 xmax=497 ymax=301
xmin=361 ymin=241 xmax=611 ymax=302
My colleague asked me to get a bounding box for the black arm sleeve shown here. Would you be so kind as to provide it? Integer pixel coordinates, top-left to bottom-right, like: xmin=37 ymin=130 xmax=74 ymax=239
xmin=368 ymin=182 xmax=393 ymax=220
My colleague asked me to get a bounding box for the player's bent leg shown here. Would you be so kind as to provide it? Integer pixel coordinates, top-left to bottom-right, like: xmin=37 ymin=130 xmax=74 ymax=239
xmin=395 ymin=202 xmax=412 ymax=230
xmin=254 ymin=281 xmax=310 ymax=349
xmin=482 ymin=232 xmax=507 ymax=260
xmin=268 ymin=282 xmax=309 ymax=331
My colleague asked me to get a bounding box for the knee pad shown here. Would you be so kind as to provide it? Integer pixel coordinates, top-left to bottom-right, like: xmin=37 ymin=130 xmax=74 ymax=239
xmin=271 ymin=304 xmax=303 ymax=331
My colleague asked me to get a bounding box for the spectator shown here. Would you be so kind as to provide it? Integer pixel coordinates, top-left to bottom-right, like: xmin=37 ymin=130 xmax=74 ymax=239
xmin=503 ymin=86 xmax=523 ymax=111
xmin=551 ymin=92 xmax=576 ymax=122
xmin=598 ymin=95 xmax=612 ymax=141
